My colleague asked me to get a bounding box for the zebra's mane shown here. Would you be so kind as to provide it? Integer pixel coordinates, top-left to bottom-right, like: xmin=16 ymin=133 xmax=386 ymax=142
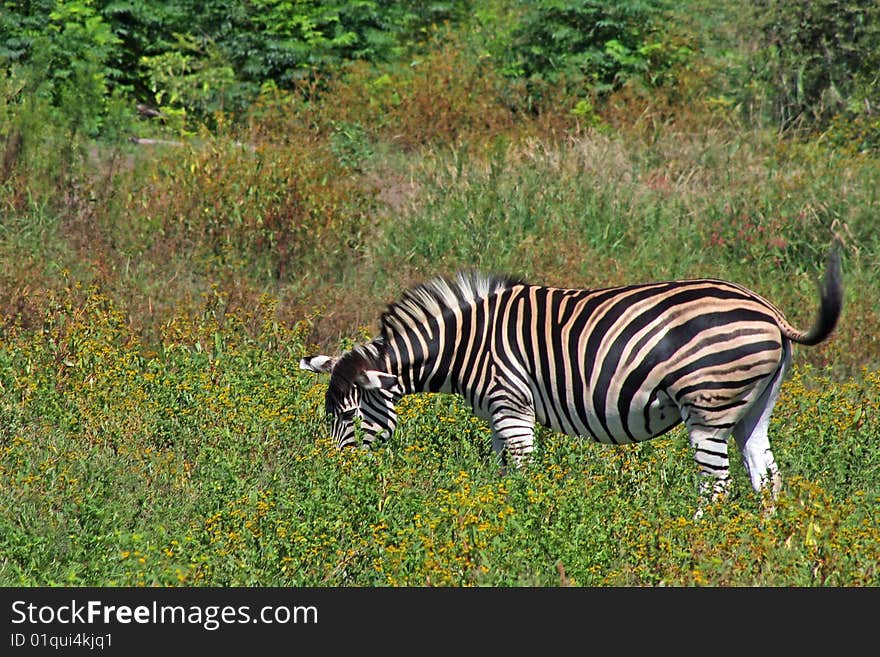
xmin=380 ymin=271 xmax=527 ymax=338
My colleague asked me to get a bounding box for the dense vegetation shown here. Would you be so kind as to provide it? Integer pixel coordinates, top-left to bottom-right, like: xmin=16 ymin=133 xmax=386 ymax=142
xmin=1 ymin=0 xmax=878 ymax=586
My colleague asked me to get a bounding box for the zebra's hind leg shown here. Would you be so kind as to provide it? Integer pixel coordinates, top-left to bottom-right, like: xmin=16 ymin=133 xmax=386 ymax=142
xmin=685 ymin=425 xmax=733 ymax=518
xmin=490 ymin=420 xmax=536 ymax=469
xmin=732 ymin=355 xmax=789 ymax=510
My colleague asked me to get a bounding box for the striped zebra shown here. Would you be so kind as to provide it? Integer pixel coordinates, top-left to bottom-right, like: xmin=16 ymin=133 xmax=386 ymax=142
xmin=301 ymin=247 xmax=842 ymax=502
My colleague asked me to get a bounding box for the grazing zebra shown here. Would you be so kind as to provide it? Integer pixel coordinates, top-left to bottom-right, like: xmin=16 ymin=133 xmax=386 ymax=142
xmin=301 ymin=247 xmax=842 ymax=502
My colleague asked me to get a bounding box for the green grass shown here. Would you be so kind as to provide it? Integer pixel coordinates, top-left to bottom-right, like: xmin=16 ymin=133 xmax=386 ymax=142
xmin=0 ymin=290 xmax=877 ymax=586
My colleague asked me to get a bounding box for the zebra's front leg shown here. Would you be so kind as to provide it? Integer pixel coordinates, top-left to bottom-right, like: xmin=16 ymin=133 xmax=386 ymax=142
xmin=488 ymin=397 xmax=537 ymax=469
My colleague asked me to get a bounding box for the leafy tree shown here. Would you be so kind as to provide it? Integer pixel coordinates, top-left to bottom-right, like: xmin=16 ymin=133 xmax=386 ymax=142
xmin=2 ymin=1 xmax=122 ymax=135
xmin=501 ymin=0 xmax=678 ymax=92
xmin=751 ymin=0 xmax=880 ymax=132
xmin=2 ymin=0 xmax=475 ymax=128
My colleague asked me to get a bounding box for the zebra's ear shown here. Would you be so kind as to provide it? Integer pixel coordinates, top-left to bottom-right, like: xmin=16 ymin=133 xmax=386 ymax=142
xmin=354 ymin=370 xmax=399 ymax=390
xmin=300 ymin=355 xmax=337 ymax=374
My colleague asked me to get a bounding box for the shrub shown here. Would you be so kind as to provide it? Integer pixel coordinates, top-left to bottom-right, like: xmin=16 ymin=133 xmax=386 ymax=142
xmin=0 ymin=0 xmax=121 ymax=135
xmin=501 ymin=0 xmax=689 ymax=97
xmin=106 ymin=129 xmax=377 ymax=283
xmin=747 ymin=0 xmax=880 ymax=133
xmin=2 ymin=0 xmax=480 ymax=131
xmin=322 ymin=37 xmax=525 ymax=150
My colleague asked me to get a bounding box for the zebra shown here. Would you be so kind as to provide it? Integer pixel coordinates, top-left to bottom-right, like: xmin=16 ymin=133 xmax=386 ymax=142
xmin=300 ymin=247 xmax=842 ymax=503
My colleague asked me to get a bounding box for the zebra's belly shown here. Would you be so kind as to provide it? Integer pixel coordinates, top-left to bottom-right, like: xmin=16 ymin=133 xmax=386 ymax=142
xmin=535 ymin=389 xmax=681 ymax=444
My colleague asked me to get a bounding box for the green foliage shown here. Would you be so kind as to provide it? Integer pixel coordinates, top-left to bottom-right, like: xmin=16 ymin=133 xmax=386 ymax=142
xmin=320 ymin=37 xmax=525 ymax=150
xmin=139 ymin=33 xmax=240 ymax=131
xmin=0 ymin=71 xmax=105 ymax=215
xmin=747 ymin=0 xmax=880 ymax=133
xmin=2 ymin=1 xmax=477 ymax=129
xmin=101 ymin=131 xmax=378 ymax=283
xmin=0 ymin=0 xmax=135 ymax=207
xmin=500 ymin=0 xmax=690 ymax=96
xmin=208 ymin=0 xmax=473 ymax=83
xmin=329 ymin=120 xmax=375 ymax=171
xmin=1 ymin=0 xmax=121 ymax=135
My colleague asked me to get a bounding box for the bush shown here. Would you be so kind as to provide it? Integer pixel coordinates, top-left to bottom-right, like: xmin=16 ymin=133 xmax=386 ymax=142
xmin=321 ymin=37 xmax=524 ymax=150
xmin=501 ymin=0 xmax=689 ymax=98
xmin=105 ymin=127 xmax=377 ymax=283
xmin=748 ymin=0 xmax=880 ymax=133
xmin=1 ymin=1 xmax=478 ymax=131
xmin=0 ymin=0 xmax=121 ymax=135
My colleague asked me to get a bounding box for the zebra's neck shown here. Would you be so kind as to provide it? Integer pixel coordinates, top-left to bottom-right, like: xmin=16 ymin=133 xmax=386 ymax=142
xmin=377 ymin=271 xmax=525 ymax=397
xmin=381 ymin=299 xmax=497 ymax=403
xmin=380 ymin=331 xmax=444 ymax=395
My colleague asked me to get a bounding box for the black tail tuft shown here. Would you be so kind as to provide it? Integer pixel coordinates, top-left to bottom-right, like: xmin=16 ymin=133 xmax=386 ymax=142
xmin=797 ymin=244 xmax=844 ymax=346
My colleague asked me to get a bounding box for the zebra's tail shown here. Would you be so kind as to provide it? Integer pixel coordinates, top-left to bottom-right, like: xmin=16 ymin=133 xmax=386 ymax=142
xmin=779 ymin=244 xmax=843 ymax=346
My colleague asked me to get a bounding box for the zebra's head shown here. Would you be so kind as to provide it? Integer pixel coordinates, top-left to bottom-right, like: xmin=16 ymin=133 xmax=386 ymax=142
xmin=300 ymin=349 xmax=402 ymax=449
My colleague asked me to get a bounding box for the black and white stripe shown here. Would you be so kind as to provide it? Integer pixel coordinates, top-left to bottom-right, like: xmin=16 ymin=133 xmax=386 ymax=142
xmin=301 ymin=248 xmax=842 ymax=501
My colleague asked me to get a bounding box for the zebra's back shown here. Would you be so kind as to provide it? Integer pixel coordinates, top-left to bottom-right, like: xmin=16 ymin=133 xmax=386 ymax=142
xmin=491 ymin=279 xmax=786 ymax=444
